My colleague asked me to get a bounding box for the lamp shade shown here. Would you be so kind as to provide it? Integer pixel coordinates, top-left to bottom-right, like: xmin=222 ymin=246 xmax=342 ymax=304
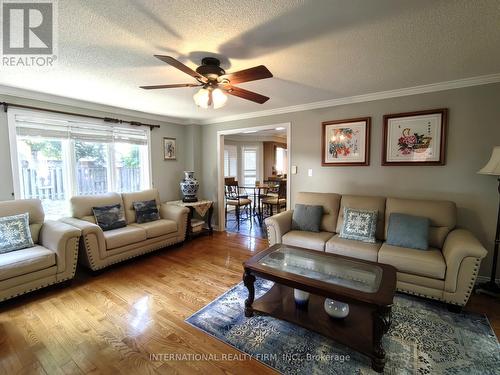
xmin=478 ymin=146 xmax=500 ymax=175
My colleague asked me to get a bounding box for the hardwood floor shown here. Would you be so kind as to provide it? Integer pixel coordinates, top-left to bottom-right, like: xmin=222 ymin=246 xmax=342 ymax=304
xmin=225 ymin=211 xmax=268 ymax=239
xmin=0 ymin=232 xmax=498 ymax=374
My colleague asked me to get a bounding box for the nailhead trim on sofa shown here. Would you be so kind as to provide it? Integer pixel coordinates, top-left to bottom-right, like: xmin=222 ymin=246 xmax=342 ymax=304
xmin=82 ymin=232 xmax=184 ymax=271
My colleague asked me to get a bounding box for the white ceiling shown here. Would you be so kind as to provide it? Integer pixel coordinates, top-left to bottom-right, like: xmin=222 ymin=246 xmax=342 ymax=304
xmin=1 ymin=0 xmax=500 ymax=124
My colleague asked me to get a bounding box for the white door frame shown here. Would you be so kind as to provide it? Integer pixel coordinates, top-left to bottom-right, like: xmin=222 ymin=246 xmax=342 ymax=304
xmin=217 ymin=122 xmax=292 ymax=232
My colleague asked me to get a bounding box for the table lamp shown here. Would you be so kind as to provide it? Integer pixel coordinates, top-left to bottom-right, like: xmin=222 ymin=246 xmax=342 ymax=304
xmin=477 ymin=146 xmax=500 ymax=297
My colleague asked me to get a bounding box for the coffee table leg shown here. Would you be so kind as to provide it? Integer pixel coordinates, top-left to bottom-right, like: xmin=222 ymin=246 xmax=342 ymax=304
xmin=372 ymin=306 xmax=391 ymax=373
xmin=243 ymin=270 xmax=256 ymax=317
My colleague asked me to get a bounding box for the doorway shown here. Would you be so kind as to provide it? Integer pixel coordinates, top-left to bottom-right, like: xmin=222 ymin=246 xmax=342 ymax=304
xmin=217 ymin=123 xmax=291 ymax=238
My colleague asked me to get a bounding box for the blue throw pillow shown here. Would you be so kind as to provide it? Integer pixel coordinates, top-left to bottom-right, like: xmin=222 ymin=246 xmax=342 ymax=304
xmin=292 ymin=204 xmax=323 ymax=232
xmin=339 ymin=207 xmax=378 ymax=243
xmin=93 ymin=204 xmax=127 ymax=231
xmin=386 ymin=213 xmax=430 ymax=250
xmin=133 ymin=200 xmax=160 ymax=224
xmin=0 ymin=212 xmax=34 ymax=254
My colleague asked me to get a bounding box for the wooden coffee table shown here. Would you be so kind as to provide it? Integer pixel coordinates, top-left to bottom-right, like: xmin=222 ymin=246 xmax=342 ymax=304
xmin=243 ymin=244 xmax=396 ymax=373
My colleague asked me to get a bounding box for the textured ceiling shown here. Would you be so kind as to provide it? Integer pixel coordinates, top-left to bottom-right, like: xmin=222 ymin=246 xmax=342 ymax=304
xmin=1 ymin=0 xmax=499 ymax=123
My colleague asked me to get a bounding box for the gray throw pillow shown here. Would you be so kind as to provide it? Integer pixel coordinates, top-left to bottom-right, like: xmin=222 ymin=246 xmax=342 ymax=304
xmin=386 ymin=213 xmax=430 ymax=250
xmin=133 ymin=200 xmax=160 ymax=224
xmin=93 ymin=204 xmax=127 ymax=231
xmin=292 ymin=204 xmax=323 ymax=232
xmin=339 ymin=207 xmax=378 ymax=243
xmin=0 ymin=212 xmax=34 ymax=253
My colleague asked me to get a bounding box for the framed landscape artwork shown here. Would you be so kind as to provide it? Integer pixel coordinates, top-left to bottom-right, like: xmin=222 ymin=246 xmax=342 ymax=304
xmin=163 ymin=137 xmax=176 ymax=160
xmin=321 ymin=117 xmax=371 ymax=166
xmin=383 ymin=108 xmax=447 ymax=166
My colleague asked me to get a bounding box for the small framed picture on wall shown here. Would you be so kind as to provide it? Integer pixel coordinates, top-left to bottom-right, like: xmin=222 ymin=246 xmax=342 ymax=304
xmin=321 ymin=117 xmax=371 ymax=166
xmin=382 ymin=108 xmax=447 ymax=166
xmin=163 ymin=137 xmax=176 ymax=160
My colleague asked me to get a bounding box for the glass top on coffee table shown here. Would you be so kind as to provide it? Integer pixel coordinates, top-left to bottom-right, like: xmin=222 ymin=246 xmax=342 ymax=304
xmin=258 ymin=246 xmax=383 ymax=293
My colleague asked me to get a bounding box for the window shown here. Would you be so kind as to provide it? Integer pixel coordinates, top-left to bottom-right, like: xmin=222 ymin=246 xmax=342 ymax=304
xmin=243 ymin=146 xmax=258 ymax=186
xmin=275 ymin=147 xmax=288 ymax=175
xmin=224 ymin=144 xmax=238 ymax=178
xmin=9 ymin=110 xmax=151 ymax=219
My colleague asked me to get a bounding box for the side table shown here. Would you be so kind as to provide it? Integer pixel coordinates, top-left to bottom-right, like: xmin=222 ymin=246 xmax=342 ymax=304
xmin=166 ymin=200 xmax=214 ymax=240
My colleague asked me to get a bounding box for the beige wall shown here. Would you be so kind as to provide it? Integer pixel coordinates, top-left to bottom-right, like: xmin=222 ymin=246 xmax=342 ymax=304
xmin=201 ymin=83 xmax=500 ymax=277
xmin=0 ymin=94 xmax=194 ymax=203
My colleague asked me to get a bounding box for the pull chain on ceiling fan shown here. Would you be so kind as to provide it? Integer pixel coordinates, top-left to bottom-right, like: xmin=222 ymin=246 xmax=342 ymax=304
xmin=140 ymin=55 xmax=273 ymax=109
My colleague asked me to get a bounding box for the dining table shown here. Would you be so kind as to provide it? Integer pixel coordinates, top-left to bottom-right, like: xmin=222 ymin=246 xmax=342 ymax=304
xmin=240 ymin=184 xmax=277 ymax=224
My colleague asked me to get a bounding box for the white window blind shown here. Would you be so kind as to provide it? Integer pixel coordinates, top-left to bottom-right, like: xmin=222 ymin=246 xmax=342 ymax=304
xmin=224 ymin=144 xmax=237 ymax=177
xmin=243 ymin=146 xmax=258 ymax=186
xmin=8 ymin=110 xmax=152 ymax=219
xmin=14 ymin=114 xmax=148 ymax=145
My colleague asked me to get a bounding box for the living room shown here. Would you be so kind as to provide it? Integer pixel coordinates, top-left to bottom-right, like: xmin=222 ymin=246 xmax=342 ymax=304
xmin=0 ymin=1 xmax=499 ymax=374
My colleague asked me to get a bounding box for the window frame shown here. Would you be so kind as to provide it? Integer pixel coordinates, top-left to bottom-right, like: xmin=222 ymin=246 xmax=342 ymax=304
xmin=8 ymin=108 xmax=152 ymax=201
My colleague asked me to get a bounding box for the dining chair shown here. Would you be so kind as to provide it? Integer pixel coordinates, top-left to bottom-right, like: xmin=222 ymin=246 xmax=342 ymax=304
xmin=262 ymin=180 xmax=287 ymax=217
xmin=225 ymin=181 xmax=252 ymax=230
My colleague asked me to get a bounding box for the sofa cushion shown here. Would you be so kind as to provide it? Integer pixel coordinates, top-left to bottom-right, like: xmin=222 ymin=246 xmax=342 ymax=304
xmin=336 ymin=195 xmax=386 ymax=240
xmin=131 ymin=219 xmax=177 ymax=239
xmin=92 ymin=204 xmax=127 ymax=231
xmin=282 ymin=230 xmax=334 ymax=251
xmin=386 ymin=213 xmax=429 ymax=250
xmin=339 ymin=208 xmax=378 ymax=243
xmin=133 ymin=200 xmax=160 ymax=224
xmin=325 ymin=234 xmax=381 ymax=262
xmin=295 ymin=192 xmax=341 ymax=233
xmin=292 ymin=204 xmax=323 ymax=232
xmin=0 ymin=213 xmax=34 ymax=254
xmin=378 ymin=243 xmax=446 ymax=279
xmin=122 ymin=189 xmax=161 ymax=224
xmin=385 ymin=197 xmax=456 ymax=249
xmin=0 ymin=246 xmax=55 ymax=281
xmin=0 ymin=199 xmax=44 ymax=243
xmin=103 ymin=226 xmax=147 ymax=250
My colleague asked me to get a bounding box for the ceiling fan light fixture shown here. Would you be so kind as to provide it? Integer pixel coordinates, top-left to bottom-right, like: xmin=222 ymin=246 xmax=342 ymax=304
xmin=193 ymin=88 xmax=210 ymax=109
xmin=212 ymin=88 xmax=228 ymax=109
xmin=193 ymin=87 xmax=227 ymax=109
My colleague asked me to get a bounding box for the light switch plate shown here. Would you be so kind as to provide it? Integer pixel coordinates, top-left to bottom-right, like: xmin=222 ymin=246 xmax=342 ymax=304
xmin=308 ymin=168 xmax=313 ymax=177
xmin=291 ymin=165 xmax=297 ymax=174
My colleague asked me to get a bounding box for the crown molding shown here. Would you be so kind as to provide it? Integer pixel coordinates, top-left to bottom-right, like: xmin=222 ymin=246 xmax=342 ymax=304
xmin=197 ymin=73 xmax=500 ymax=125
xmin=0 ymin=84 xmax=190 ymax=125
xmin=1 ymin=73 xmax=499 ymax=126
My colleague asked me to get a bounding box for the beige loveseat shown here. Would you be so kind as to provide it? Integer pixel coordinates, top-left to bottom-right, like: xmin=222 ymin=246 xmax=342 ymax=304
xmin=61 ymin=189 xmax=189 ymax=271
xmin=265 ymin=192 xmax=487 ymax=307
xmin=0 ymin=199 xmax=81 ymax=302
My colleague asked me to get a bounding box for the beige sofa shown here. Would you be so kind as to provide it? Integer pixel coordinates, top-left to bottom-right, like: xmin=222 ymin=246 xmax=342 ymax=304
xmin=61 ymin=189 xmax=189 ymax=271
xmin=0 ymin=199 xmax=81 ymax=302
xmin=265 ymin=192 xmax=487 ymax=307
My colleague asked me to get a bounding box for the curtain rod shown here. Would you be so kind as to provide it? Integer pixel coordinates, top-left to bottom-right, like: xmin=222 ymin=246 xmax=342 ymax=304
xmin=0 ymin=101 xmax=161 ymax=130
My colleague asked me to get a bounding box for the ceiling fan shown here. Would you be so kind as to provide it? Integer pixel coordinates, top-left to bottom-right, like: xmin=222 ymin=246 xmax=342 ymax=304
xmin=140 ymin=55 xmax=273 ymax=109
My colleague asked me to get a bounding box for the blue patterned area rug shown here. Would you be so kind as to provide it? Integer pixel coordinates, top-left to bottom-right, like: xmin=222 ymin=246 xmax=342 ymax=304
xmin=186 ymin=279 xmax=500 ymax=375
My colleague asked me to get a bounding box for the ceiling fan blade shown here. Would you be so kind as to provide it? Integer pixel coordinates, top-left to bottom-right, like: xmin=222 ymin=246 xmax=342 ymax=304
xmin=140 ymin=83 xmax=201 ymax=89
xmin=154 ymin=55 xmax=207 ymax=82
xmin=226 ymin=86 xmax=270 ymax=104
xmin=223 ymin=65 xmax=273 ymax=84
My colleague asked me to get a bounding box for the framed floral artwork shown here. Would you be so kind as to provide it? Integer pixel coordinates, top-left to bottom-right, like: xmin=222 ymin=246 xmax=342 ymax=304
xmin=321 ymin=117 xmax=371 ymax=166
xmin=163 ymin=137 xmax=176 ymax=160
xmin=382 ymin=109 xmax=447 ymax=166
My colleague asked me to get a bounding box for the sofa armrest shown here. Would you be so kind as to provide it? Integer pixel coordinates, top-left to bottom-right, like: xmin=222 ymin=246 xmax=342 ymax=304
xmin=442 ymin=228 xmax=487 ymax=292
xmin=60 ymin=217 xmax=107 ymax=260
xmin=264 ymin=210 xmax=294 ymax=245
xmin=160 ymin=204 xmax=190 ymax=241
xmin=39 ymin=220 xmax=81 ymax=274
